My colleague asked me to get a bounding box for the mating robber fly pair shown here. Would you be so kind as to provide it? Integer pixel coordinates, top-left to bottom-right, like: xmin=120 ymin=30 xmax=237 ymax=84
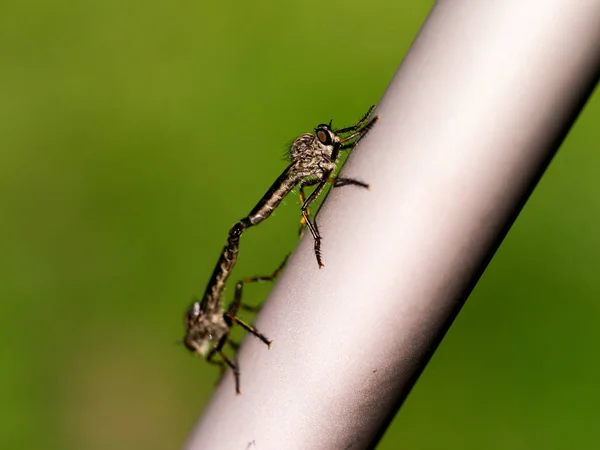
xmin=183 ymin=105 xmax=378 ymax=394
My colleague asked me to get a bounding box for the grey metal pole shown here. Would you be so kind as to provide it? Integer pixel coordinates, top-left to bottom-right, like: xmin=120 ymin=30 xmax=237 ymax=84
xmin=186 ymin=1 xmax=600 ymax=449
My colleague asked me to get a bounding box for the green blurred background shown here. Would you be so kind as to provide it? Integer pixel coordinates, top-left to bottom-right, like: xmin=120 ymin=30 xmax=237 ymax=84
xmin=1 ymin=1 xmax=599 ymax=449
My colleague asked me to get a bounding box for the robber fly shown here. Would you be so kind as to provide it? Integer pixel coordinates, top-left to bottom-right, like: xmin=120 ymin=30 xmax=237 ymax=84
xmin=229 ymin=105 xmax=378 ymax=268
xmin=183 ymin=227 xmax=287 ymax=394
xmin=183 ymin=105 xmax=377 ymax=393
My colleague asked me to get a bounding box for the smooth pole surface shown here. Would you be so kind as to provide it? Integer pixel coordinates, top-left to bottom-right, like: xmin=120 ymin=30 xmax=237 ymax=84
xmin=186 ymin=1 xmax=600 ymax=449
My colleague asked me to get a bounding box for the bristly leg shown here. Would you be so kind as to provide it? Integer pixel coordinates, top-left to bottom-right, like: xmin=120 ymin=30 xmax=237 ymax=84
xmin=334 ymin=105 xmax=376 ymax=134
xmin=328 ymin=176 xmax=370 ymax=189
xmin=300 ymin=179 xmax=331 ymax=268
xmin=235 ymin=254 xmax=290 ymax=313
xmin=224 ymin=312 xmax=273 ymax=348
xmin=339 ymin=111 xmax=379 ymax=149
xmin=207 ymin=334 xmax=241 ymax=394
xmin=298 ymin=179 xmax=320 ymax=239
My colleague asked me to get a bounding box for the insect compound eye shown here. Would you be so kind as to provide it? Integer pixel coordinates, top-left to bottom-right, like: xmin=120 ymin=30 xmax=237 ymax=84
xmin=183 ymin=337 xmax=196 ymax=352
xmin=316 ymin=128 xmax=332 ymax=145
xmin=185 ymin=301 xmax=202 ymax=324
xmin=192 ymin=302 xmax=201 ymax=316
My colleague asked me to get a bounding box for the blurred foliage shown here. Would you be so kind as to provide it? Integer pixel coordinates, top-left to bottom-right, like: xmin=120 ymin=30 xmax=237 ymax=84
xmin=1 ymin=0 xmax=599 ymax=449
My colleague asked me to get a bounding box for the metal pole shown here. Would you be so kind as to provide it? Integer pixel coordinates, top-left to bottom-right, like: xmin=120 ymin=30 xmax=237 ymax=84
xmin=186 ymin=1 xmax=600 ymax=448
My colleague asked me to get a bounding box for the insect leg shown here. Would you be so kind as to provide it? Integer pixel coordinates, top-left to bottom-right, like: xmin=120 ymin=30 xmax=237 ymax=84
xmin=298 ymin=179 xmax=320 ymax=238
xmin=326 ymin=177 xmax=370 ymax=189
xmin=224 ymin=312 xmax=273 ymax=348
xmin=232 ymin=254 xmax=290 ymax=313
xmin=333 ymin=105 xmax=376 ymax=134
xmin=301 ymin=180 xmax=329 ymax=268
xmin=206 ymin=347 xmax=226 ymax=380
xmin=207 ymin=334 xmax=241 ymax=394
xmin=339 ymin=115 xmax=379 ymax=147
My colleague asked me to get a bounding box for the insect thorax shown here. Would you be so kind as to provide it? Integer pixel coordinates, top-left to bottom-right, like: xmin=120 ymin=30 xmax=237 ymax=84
xmin=185 ymin=311 xmax=228 ymax=356
xmin=289 ymin=133 xmax=338 ymax=175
